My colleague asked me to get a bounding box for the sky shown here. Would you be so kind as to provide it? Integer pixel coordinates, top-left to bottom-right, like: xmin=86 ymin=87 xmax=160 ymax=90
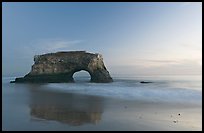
xmin=2 ymin=2 xmax=202 ymax=77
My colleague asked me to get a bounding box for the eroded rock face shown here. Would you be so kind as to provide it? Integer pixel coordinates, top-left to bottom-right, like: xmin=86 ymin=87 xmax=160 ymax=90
xmin=11 ymin=51 xmax=113 ymax=83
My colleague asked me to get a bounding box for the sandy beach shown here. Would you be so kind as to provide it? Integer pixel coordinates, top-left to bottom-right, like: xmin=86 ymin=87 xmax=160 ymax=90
xmin=2 ymin=77 xmax=202 ymax=131
xmin=99 ymin=98 xmax=202 ymax=131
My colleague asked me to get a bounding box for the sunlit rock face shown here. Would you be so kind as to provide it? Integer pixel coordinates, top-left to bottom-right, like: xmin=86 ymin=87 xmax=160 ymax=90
xmin=11 ymin=51 xmax=113 ymax=83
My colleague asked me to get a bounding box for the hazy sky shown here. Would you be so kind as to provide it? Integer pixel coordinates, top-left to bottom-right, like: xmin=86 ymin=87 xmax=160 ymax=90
xmin=2 ymin=2 xmax=202 ymax=77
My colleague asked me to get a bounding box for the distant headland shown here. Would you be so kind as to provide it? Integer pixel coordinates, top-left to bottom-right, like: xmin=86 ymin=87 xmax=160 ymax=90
xmin=10 ymin=51 xmax=113 ymax=83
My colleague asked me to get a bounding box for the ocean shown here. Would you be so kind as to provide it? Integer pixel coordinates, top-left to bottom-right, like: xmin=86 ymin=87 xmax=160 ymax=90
xmin=2 ymin=75 xmax=202 ymax=131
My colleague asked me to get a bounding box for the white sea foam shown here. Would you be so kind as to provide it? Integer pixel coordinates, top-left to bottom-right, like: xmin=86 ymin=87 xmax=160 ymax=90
xmin=43 ymin=77 xmax=201 ymax=104
xmin=3 ymin=76 xmax=201 ymax=104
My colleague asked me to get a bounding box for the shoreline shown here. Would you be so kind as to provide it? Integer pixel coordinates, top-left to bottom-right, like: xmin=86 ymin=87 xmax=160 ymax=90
xmin=2 ymin=76 xmax=202 ymax=131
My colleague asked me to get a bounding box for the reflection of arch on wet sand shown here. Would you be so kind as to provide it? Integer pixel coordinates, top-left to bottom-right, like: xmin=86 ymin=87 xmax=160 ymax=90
xmin=28 ymin=85 xmax=104 ymax=126
xmin=31 ymin=105 xmax=102 ymax=126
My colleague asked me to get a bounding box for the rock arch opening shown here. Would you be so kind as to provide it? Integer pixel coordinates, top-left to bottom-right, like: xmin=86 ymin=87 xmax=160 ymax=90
xmin=73 ymin=70 xmax=91 ymax=82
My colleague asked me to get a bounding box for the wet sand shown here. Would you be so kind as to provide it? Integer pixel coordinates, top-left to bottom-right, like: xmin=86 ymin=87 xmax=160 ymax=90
xmin=100 ymin=99 xmax=202 ymax=131
xmin=2 ymin=82 xmax=202 ymax=131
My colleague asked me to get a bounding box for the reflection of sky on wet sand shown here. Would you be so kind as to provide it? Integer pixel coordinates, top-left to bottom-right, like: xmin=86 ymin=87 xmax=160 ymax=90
xmin=27 ymin=84 xmax=104 ymax=126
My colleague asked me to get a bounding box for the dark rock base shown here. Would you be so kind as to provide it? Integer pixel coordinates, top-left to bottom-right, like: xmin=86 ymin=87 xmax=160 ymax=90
xmin=10 ymin=73 xmax=74 ymax=83
xmin=10 ymin=73 xmax=113 ymax=83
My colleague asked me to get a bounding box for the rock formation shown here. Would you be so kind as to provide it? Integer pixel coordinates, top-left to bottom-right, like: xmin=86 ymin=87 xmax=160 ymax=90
xmin=11 ymin=51 xmax=113 ymax=83
xmin=140 ymin=81 xmax=153 ymax=84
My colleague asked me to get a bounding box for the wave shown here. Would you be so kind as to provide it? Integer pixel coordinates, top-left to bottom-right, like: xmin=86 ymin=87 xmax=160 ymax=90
xmin=2 ymin=76 xmax=201 ymax=104
xmin=42 ymin=79 xmax=201 ymax=104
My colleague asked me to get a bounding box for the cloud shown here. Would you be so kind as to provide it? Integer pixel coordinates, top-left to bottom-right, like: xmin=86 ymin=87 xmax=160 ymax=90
xmin=179 ymin=41 xmax=202 ymax=51
xmin=22 ymin=39 xmax=84 ymax=56
xmin=109 ymin=59 xmax=202 ymax=76
xmin=125 ymin=59 xmax=181 ymax=67
xmin=180 ymin=2 xmax=192 ymax=7
xmin=139 ymin=59 xmax=179 ymax=63
xmin=45 ymin=40 xmax=83 ymax=52
xmin=119 ymin=58 xmax=201 ymax=68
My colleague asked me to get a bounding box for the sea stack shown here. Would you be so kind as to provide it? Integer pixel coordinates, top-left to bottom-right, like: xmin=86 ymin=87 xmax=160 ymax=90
xmin=11 ymin=51 xmax=113 ymax=83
